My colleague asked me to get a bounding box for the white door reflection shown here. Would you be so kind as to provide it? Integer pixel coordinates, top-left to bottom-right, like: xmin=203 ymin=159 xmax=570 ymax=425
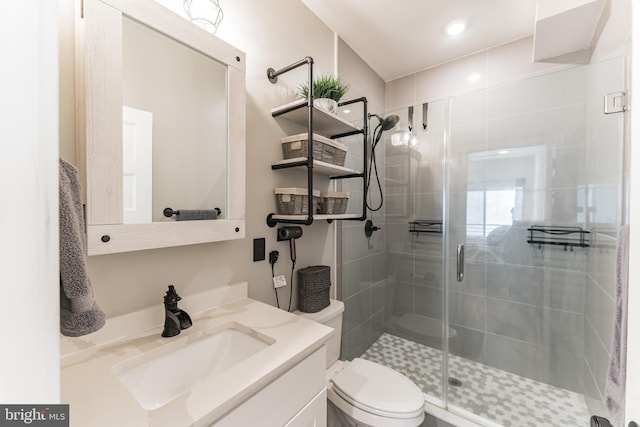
xmin=123 ymin=106 xmax=153 ymax=224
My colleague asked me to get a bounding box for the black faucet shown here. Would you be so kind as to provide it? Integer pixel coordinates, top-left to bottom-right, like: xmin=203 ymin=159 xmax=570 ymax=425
xmin=162 ymin=285 xmax=192 ymax=337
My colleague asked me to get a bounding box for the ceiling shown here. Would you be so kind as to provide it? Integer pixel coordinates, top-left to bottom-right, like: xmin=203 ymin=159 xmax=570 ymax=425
xmin=300 ymin=0 xmax=539 ymax=82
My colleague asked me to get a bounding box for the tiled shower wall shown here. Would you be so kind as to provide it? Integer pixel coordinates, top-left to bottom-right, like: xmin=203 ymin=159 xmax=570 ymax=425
xmin=381 ymin=29 xmax=627 ymax=403
xmin=336 ymin=38 xmax=388 ymax=360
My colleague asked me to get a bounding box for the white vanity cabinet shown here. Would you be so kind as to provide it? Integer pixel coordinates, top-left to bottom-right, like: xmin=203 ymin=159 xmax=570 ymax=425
xmin=284 ymin=389 xmax=327 ymax=427
xmin=61 ymin=285 xmax=332 ymax=427
xmin=210 ymin=346 xmax=327 ymax=427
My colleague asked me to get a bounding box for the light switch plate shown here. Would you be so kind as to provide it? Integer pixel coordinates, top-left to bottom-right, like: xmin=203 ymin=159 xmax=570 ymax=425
xmin=253 ymin=238 xmax=265 ymax=262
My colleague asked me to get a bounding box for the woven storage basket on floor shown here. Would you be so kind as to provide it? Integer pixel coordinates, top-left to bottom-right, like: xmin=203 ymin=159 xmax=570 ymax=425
xmin=297 ymin=265 xmax=331 ymax=313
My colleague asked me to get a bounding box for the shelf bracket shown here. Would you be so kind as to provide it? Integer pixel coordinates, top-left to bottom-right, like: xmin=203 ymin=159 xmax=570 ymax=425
xmin=266 ymin=213 xmax=314 ymax=228
xmin=267 ymin=56 xmax=313 ymax=84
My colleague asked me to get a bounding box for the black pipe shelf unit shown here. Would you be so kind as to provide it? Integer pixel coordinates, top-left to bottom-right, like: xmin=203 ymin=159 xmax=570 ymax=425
xmin=526 ymin=225 xmax=590 ymax=251
xmin=409 ymin=220 xmax=443 ymax=234
xmin=265 ymin=57 xmax=368 ymax=227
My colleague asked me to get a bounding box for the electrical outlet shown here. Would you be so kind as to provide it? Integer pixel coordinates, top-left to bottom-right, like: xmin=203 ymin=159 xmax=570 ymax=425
xmin=253 ymin=238 xmax=265 ymax=261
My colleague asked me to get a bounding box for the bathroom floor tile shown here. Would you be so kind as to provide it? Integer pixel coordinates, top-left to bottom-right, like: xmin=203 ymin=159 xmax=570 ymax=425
xmin=361 ymin=333 xmax=589 ymax=427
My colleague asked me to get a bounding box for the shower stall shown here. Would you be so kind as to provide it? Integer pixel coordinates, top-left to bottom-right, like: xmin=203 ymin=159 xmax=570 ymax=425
xmin=338 ymin=57 xmax=626 ymax=427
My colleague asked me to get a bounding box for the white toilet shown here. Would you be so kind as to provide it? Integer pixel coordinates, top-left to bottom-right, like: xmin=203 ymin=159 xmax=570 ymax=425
xmin=296 ymin=300 xmax=425 ymax=427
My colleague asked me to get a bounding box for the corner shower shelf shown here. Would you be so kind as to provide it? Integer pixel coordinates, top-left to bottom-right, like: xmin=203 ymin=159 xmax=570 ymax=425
xmin=409 ymin=220 xmax=443 ymax=234
xmin=526 ymin=225 xmax=590 ymax=251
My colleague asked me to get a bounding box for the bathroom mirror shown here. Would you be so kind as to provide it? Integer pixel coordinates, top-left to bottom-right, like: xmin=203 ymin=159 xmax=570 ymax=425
xmin=121 ymin=16 xmax=228 ymax=224
xmin=77 ymin=0 xmax=245 ymax=255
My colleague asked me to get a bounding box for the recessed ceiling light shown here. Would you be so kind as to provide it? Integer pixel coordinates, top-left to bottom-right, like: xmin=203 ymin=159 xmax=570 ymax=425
xmin=468 ymin=73 xmax=481 ymax=82
xmin=498 ymin=150 xmax=509 ymax=155
xmin=343 ymin=109 xmax=351 ymax=114
xmin=446 ymin=20 xmax=466 ymax=36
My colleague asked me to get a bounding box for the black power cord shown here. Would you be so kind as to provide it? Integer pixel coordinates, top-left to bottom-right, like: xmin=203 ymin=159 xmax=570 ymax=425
xmin=269 ymin=250 xmax=280 ymax=308
xmin=287 ymin=239 xmax=297 ymax=312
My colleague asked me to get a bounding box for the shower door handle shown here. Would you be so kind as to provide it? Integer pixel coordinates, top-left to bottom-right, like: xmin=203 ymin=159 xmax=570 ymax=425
xmin=456 ymin=244 xmax=464 ymax=282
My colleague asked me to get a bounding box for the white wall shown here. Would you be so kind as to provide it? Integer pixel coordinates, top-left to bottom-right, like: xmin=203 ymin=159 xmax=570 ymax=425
xmin=1 ymin=1 xmax=60 ymax=402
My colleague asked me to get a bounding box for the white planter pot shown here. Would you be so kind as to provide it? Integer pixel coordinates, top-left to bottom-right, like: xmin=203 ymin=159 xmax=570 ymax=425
xmin=314 ymin=98 xmax=338 ymax=115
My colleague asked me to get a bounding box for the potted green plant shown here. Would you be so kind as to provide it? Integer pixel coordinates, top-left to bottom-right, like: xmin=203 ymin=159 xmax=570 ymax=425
xmin=298 ymin=74 xmax=349 ymax=114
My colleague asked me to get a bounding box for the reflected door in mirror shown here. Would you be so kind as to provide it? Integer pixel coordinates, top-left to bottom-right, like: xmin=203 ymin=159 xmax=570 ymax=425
xmin=122 ymin=16 xmax=228 ymax=223
xmin=123 ymin=106 xmax=153 ymax=224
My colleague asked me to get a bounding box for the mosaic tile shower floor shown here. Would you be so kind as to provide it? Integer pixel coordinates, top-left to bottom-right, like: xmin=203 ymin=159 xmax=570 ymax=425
xmin=361 ymin=333 xmax=590 ymax=427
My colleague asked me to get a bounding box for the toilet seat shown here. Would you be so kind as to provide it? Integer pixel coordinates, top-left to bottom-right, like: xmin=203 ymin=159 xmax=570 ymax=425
xmin=330 ymin=358 xmax=424 ymax=419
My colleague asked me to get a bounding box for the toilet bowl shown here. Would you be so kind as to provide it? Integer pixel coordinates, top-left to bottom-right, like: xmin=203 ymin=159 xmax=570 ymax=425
xmin=296 ymin=300 xmax=425 ymax=427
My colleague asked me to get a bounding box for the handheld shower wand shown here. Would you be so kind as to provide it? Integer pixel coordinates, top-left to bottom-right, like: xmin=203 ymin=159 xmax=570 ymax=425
xmin=363 ymin=113 xmax=399 ymax=238
xmin=365 ymin=113 xmax=399 ymax=214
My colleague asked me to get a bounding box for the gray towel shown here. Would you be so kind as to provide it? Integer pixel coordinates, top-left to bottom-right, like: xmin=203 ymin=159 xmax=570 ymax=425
xmin=605 ymin=224 xmax=630 ymax=426
xmin=175 ymin=209 xmax=220 ymax=221
xmin=59 ymin=158 xmax=105 ymax=337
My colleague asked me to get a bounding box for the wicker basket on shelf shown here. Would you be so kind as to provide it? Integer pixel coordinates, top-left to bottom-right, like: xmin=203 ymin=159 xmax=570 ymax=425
xmin=297 ymin=265 xmax=331 ymax=313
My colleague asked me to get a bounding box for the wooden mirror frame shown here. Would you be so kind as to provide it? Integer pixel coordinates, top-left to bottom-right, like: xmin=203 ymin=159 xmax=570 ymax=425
xmin=76 ymin=0 xmax=245 ymax=255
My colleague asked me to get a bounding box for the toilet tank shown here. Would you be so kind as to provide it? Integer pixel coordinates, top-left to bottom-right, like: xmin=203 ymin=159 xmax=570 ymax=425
xmin=295 ymin=299 xmax=344 ymax=368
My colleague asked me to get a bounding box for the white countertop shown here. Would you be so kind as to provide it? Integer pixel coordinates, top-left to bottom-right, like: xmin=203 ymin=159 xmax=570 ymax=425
xmin=60 ymin=283 xmax=333 ymax=426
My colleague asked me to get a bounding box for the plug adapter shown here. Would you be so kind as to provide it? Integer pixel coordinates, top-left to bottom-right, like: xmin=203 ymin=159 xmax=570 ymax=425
xmin=269 ymin=250 xmax=279 ymax=264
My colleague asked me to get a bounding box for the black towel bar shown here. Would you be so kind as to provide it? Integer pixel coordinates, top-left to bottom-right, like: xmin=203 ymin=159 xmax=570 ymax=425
xmin=163 ymin=207 xmax=221 ymax=218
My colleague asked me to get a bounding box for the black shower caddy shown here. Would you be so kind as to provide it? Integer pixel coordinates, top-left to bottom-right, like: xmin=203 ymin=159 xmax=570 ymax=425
xmin=265 ymin=56 xmax=368 ymax=227
xmin=408 ymin=220 xmax=443 ymax=234
xmin=526 ymin=225 xmax=590 ymax=251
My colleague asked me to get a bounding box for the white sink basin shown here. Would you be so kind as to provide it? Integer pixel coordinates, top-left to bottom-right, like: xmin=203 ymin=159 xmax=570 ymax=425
xmin=112 ymin=322 xmax=273 ymax=411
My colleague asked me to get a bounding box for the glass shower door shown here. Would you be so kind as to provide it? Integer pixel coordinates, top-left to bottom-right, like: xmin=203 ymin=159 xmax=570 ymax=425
xmin=444 ymin=59 xmax=625 ymax=426
xmin=373 ymin=99 xmax=448 ymax=407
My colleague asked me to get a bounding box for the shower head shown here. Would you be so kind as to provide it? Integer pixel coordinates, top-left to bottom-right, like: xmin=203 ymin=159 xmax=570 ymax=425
xmin=369 ymin=113 xmax=400 ymax=131
xmin=382 ymin=114 xmax=400 ymax=131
